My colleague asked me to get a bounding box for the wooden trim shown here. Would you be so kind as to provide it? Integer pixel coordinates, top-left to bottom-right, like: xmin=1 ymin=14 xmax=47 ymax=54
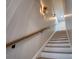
xmin=6 ymin=27 xmax=49 ymax=47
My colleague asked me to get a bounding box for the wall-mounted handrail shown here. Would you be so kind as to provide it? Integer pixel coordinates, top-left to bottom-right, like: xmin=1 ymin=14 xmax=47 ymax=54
xmin=6 ymin=27 xmax=50 ymax=48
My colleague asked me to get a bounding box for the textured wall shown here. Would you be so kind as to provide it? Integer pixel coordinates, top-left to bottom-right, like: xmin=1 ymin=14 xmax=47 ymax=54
xmin=6 ymin=0 xmax=55 ymax=59
xmin=6 ymin=0 xmax=55 ymax=43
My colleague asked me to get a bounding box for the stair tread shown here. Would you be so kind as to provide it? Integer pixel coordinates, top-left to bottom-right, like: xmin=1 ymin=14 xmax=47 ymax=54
xmin=48 ymin=42 xmax=69 ymax=44
xmin=48 ymin=41 xmax=69 ymax=43
xmin=50 ymin=38 xmax=68 ymax=41
xmin=46 ymin=44 xmax=70 ymax=47
xmin=53 ymin=36 xmax=67 ymax=38
xmin=45 ymin=46 xmax=70 ymax=48
xmin=51 ymin=38 xmax=68 ymax=39
xmin=42 ymin=51 xmax=72 ymax=54
xmin=38 ymin=31 xmax=72 ymax=59
xmin=37 ymin=57 xmax=55 ymax=59
xmin=49 ymin=40 xmax=69 ymax=42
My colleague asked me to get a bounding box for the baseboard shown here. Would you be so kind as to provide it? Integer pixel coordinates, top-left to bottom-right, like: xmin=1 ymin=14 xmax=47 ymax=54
xmin=32 ymin=31 xmax=56 ymax=59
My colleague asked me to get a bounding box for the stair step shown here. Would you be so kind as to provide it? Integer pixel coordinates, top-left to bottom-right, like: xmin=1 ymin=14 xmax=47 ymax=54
xmin=40 ymin=52 xmax=72 ymax=59
xmin=37 ymin=57 xmax=55 ymax=59
xmin=46 ymin=43 xmax=70 ymax=46
xmin=43 ymin=47 xmax=72 ymax=52
xmin=53 ymin=36 xmax=67 ymax=37
xmin=54 ymin=33 xmax=67 ymax=36
xmin=58 ymin=37 xmax=67 ymax=38
xmin=48 ymin=42 xmax=69 ymax=44
xmin=53 ymin=37 xmax=68 ymax=40
xmin=50 ymin=39 xmax=68 ymax=41
xmin=42 ymin=51 xmax=72 ymax=54
xmin=48 ymin=40 xmax=69 ymax=42
xmin=53 ymin=36 xmax=67 ymax=38
xmin=45 ymin=46 xmax=70 ymax=48
xmin=38 ymin=31 xmax=72 ymax=59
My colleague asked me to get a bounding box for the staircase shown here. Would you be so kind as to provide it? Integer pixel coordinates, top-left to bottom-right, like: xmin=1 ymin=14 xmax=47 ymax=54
xmin=37 ymin=31 xmax=72 ymax=59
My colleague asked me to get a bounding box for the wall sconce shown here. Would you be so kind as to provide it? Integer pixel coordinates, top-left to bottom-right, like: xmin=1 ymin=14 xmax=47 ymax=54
xmin=40 ymin=4 xmax=48 ymax=16
xmin=43 ymin=6 xmax=48 ymax=14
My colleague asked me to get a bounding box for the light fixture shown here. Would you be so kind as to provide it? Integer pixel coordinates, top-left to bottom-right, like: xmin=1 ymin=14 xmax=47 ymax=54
xmin=40 ymin=0 xmax=48 ymax=16
xmin=43 ymin=6 xmax=48 ymax=14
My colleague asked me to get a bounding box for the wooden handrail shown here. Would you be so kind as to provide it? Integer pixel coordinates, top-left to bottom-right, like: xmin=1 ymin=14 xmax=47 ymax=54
xmin=6 ymin=27 xmax=49 ymax=47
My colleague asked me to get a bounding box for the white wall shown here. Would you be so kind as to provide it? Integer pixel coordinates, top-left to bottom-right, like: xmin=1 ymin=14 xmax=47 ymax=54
xmin=6 ymin=0 xmax=55 ymax=59
xmin=6 ymin=28 xmax=54 ymax=59
xmin=6 ymin=0 xmax=55 ymax=43
xmin=64 ymin=0 xmax=72 ymax=44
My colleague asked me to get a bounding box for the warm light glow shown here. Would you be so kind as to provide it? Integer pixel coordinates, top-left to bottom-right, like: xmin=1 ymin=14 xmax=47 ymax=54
xmin=64 ymin=14 xmax=72 ymax=17
xmin=40 ymin=0 xmax=48 ymax=16
xmin=48 ymin=14 xmax=72 ymax=21
xmin=48 ymin=17 xmax=56 ymax=20
xmin=40 ymin=0 xmax=45 ymax=15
